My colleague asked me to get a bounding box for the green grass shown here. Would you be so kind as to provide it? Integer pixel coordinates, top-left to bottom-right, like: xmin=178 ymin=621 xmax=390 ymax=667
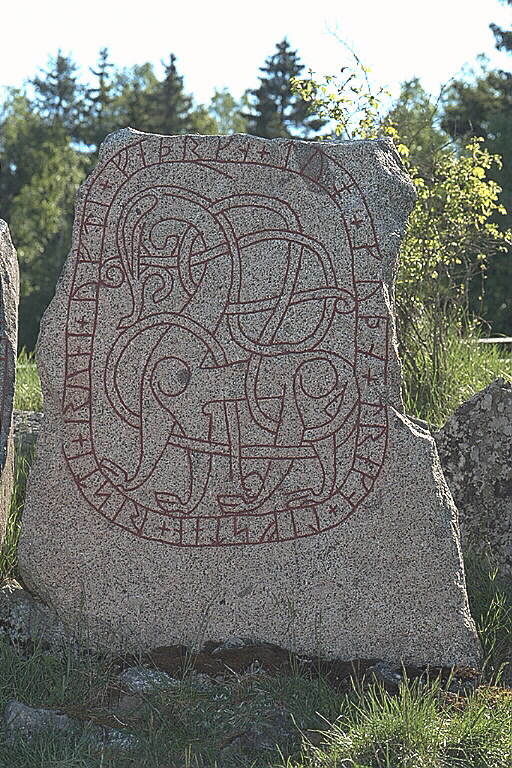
xmin=465 ymin=555 xmax=512 ymax=686
xmin=15 ymin=349 xmax=43 ymax=412
xmin=401 ymin=319 xmax=512 ymax=427
xmin=284 ymin=679 xmax=512 ymax=768
xmin=0 ymin=455 xmax=30 ymax=580
xmin=0 ymin=579 xmax=510 ymax=768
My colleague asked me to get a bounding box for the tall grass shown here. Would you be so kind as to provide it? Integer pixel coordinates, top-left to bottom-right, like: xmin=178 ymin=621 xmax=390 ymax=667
xmin=285 ymin=677 xmax=512 ymax=768
xmin=401 ymin=317 xmax=512 ymax=427
xmin=465 ymin=555 xmax=512 ymax=685
xmin=0 ymin=456 xmax=30 ymax=580
xmin=15 ymin=349 xmax=42 ymax=412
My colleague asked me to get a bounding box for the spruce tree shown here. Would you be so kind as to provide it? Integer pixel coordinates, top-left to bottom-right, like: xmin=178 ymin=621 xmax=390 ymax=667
xmin=31 ymin=51 xmax=85 ymax=138
xmin=83 ymin=47 xmax=116 ymax=151
xmin=111 ymin=63 xmax=159 ymax=134
xmin=490 ymin=0 xmax=512 ymax=52
xmin=245 ymin=39 xmax=324 ymax=138
xmin=152 ymin=54 xmax=194 ymax=135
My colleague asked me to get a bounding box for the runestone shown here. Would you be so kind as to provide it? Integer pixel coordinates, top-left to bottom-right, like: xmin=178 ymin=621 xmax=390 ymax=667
xmin=19 ymin=131 xmax=480 ymax=665
xmin=0 ymin=221 xmax=18 ymax=544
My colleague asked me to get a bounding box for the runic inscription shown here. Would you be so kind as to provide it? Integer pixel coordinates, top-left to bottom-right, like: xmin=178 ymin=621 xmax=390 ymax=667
xmin=63 ymin=135 xmax=390 ymax=547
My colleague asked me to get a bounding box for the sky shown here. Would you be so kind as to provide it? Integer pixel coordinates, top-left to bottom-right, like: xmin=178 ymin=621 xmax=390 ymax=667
xmin=1 ymin=0 xmax=511 ymax=106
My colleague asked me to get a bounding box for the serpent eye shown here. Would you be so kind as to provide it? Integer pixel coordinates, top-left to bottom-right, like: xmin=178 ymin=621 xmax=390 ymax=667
xmin=296 ymin=358 xmax=338 ymax=399
xmin=176 ymin=368 xmax=191 ymax=386
xmin=150 ymin=356 xmax=191 ymax=401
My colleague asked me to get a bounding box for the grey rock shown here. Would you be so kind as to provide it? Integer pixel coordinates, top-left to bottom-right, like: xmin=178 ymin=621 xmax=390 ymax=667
xmin=13 ymin=409 xmax=44 ymax=464
xmin=0 ymin=221 xmax=19 ymax=546
xmin=366 ymin=661 xmax=402 ymax=685
xmin=118 ymin=665 xmax=217 ymax=696
xmin=3 ymin=700 xmax=81 ymax=739
xmin=447 ymin=677 xmax=479 ymax=697
xmin=242 ymin=716 xmax=293 ymax=752
xmin=435 ymin=378 xmax=512 ymax=578
xmin=221 ymin=713 xmax=294 ymax=759
xmin=100 ymin=725 xmax=139 ymax=750
xmin=3 ymin=700 xmax=137 ymax=750
xmin=0 ymin=580 xmax=71 ymax=653
xmin=190 ymin=671 xmax=217 ymax=689
xmin=212 ymin=636 xmax=251 ymax=653
xmin=19 ymin=130 xmax=479 ymax=666
xmin=110 ymin=691 xmax=148 ymax=723
xmin=119 ymin=665 xmax=178 ymax=694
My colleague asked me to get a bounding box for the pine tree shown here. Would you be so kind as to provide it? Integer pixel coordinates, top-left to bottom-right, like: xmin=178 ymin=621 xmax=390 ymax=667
xmin=245 ymin=39 xmax=325 ymax=138
xmin=31 ymin=51 xmax=85 ymax=138
xmin=152 ymin=54 xmax=195 ymax=135
xmin=83 ymin=47 xmax=116 ymax=151
xmin=490 ymin=0 xmax=512 ymax=52
xmin=110 ymin=62 xmax=159 ymax=133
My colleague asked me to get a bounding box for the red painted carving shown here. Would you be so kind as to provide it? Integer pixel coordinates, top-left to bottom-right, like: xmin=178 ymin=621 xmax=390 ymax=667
xmin=63 ymin=137 xmax=389 ymax=547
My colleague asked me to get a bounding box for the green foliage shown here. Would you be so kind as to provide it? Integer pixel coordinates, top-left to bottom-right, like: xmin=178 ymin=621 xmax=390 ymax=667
xmin=400 ymin=137 xmax=507 ymax=291
xmin=0 ymin=350 xmax=42 ymax=580
xmin=31 ymin=51 xmax=86 ymax=137
xmin=97 ymin=56 xmax=218 ymax=141
xmin=383 ymin=78 xmax=450 ymax=176
xmin=441 ymin=0 xmax=512 ymax=332
xmin=442 ymin=66 xmax=512 ymax=333
xmin=209 ymin=88 xmax=249 ymax=134
xmin=108 ymin=61 xmax=160 ymax=134
xmin=396 ymin=139 xmax=510 ymax=409
xmin=292 ymin=57 xmax=390 ymax=140
xmin=149 ymin=54 xmax=217 ymax=136
xmin=293 ymin=59 xmax=511 ymax=424
xmin=0 ymin=455 xmax=30 ymax=581
xmin=491 ymin=0 xmax=512 ymax=53
xmin=80 ymin=47 xmax=117 ymax=151
xmin=155 ymin=55 xmax=194 ymax=135
xmin=0 ymin=90 xmax=86 ymax=349
xmin=245 ymin=39 xmax=325 ymax=138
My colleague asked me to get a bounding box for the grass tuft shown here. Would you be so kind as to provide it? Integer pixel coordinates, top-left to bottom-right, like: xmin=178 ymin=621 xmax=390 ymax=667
xmin=285 ymin=677 xmax=512 ymax=768
xmin=15 ymin=349 xmax=42 ymax=413
xmin=465 ymin=554 xmax=512 ymax=685
xmin=0 ymin=454 xmax=30 ymax=581
xmin=401 ymin=318 xmax=512 ymax=427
